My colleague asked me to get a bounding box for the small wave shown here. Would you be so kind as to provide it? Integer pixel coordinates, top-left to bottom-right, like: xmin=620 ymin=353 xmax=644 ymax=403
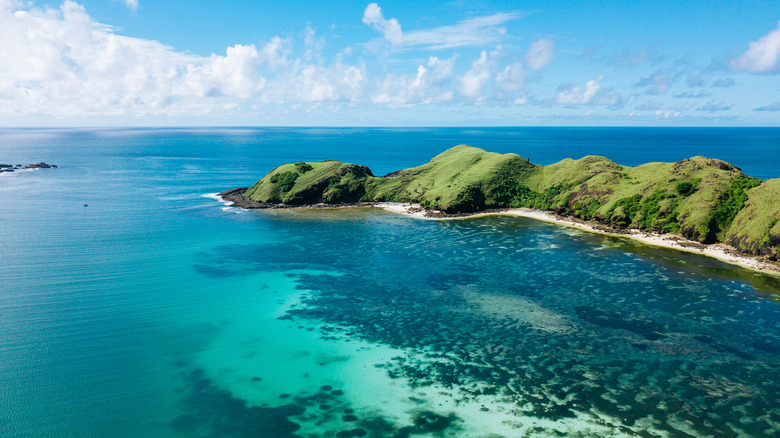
xmin=203 ymin=192 xmax=246 ymax=214
xmin=0 ymin=168 xmax=37 ymax=176
xmin=201 ymin=192 xmax=223 ymax=201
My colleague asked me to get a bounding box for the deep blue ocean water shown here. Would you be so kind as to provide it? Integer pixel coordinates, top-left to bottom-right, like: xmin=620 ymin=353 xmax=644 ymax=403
xmin=1 ymin=127 xmax=779 ymax=437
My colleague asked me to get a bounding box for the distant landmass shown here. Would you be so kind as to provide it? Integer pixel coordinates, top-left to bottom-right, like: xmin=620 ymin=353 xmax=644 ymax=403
xmin=222 ymin=145 xmax=780 ymax=260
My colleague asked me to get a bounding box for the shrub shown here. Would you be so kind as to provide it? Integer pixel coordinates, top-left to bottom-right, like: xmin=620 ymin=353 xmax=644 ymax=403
xmin=704 ymin=175 xmax=761 ymax=242
xmin=607 ymin=194 xmax=642 ymax=227
xmin=675 ymin=180 xmax=698 ymax=196
xmin=294 ymin=161 xmax=313 ymax=173
xmin=269 ymin=171 xmax=299 ymax=192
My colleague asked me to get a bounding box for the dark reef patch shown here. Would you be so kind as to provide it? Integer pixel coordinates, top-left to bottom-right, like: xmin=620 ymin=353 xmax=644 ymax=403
xmin=194 ymin=213 xmax=780 ymax=436
xmin=171 ymin=369 xmax=303 ymax=437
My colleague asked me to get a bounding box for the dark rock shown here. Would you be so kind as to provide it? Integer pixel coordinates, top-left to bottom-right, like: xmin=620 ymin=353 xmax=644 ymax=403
xmin=336 ymin=429 xmax=367 ymax=438
xmin=25 ymin=162 xmax=57 ymax=168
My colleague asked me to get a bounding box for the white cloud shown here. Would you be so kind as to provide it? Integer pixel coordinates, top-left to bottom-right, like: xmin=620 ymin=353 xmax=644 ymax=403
xmin=0 ymin=1 xmax=363 ymax=117
xmin=183 ymin=44 xmax=264 ymax=99
xmin=674 ymin=90 xmax=710 ymax=99
xmin=303 ymin=23 xmax=325 ymax=61
xmin=363 ymin=3 xmax=523 ymax=50
xmin=731 ymin=21 xmax=780 ymax=73
xmin=636 ymin=100 xmax=663 ymax=111
xmin=262 ymin=57 xmax=367 ymax=104
xmin=655 ymin=110 xmax=681 ymax=119
xmin=372 ymin=56 xmax=455 ymax=106
xmin=525 ymin=38 xmax=554 ymax=71
xmin=403 ymin=12 xmax=522 ymax=50
xmin=362 ymin=3 xmax=403 ymax=46
xmin=635 ymin=69 xmax=678 ymax=95
xmin=496 ymin=62 xmax=524 ymax=92
xmin=0 ymin=1 xmax=204 ymax=115
xmin=556 ymin=78 xmax=601 ymax=104
xmin=555 ymin=76 xmax=619 ymax=105
xmin=259 ymin=36 xmax=291 ymax=70
xmin=755 ymin=102 xmax=780 ymax=111
xmin=458 ymin=51 xmax=491 ymax=100
xmin=696 ymin=100 xmax=733 ymax=112
xmin=124 ymin=0 xmax=138 ymax=12
xmin=674 ymin=102 xmax=696 ymax=111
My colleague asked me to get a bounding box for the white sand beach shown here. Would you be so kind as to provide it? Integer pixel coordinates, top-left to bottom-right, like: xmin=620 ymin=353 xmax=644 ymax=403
xmin=377 ymin=203 xmax=780 ymax=277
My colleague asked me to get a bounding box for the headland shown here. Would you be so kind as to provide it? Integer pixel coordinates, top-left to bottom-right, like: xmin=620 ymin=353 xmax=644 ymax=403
xmin=220 ymin=145 xmax=780 ymax=275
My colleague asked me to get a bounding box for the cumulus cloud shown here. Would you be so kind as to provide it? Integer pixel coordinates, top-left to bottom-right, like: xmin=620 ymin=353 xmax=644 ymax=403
xmin=2 ymin=0 xmax=538 ymax=119
xmin=525 ymin=39 xmax=555 ymax=71
xmin=362 ymin=3 xmax=403 ymax=46
xmin=303 ymin=23 xmax=325 ymax=61
xmin=458 ymin=51 xmax=491 ymax=100
xmin=754 ymin=102 xmax=780 ymax=111
xmin=183 ymin=44 xmax=265 ymax=99
xmin=0 ymin=1 xmax=369 ymax=117
xmin=495 ymin=62 xmax=525 ymax=92
xmin=730 ymin=21 xmax=780 ymax=73
xmin=0 ymin=0 xmax=205 ymax=115
xmin=697 ymin=100 xmax=733 ymax=112
xmin=372 ymin=56 xmax=455 ymax=106
xmin=124 ymin=0 xmax=138 ymax=11
xmin=555 ymin=76 xmax=620 ymax=105
xmin=262 ymin=57 xmax=367 ymax=104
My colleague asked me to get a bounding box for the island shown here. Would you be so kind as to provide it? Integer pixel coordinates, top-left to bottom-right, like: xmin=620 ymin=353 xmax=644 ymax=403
xmin=220 ymin=145 xmax=780 ymax=270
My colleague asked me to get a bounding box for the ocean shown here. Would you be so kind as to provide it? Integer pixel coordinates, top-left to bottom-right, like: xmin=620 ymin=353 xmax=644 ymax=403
xmin=1 ymin=127 xmax=779 ymax=437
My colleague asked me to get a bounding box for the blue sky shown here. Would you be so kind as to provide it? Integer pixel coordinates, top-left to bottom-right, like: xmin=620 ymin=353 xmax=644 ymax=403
xmin=1 ymin=0 xmax=780 ymax=126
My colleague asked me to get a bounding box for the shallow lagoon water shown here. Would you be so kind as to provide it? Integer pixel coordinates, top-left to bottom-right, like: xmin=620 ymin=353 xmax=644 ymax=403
xmin=1 ymin=128 xmax=780 ymax=437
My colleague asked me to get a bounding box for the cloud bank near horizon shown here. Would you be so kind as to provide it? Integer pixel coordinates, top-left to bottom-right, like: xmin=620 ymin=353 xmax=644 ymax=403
xmin=0 ymin=1 xmax=552 ymax=120
xmin=0 ymin=0 xmax=778 ymax=125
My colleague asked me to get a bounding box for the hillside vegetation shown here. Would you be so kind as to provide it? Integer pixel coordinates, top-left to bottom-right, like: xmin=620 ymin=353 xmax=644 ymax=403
xmin=242 ymin=145 xmax=780 ymax=258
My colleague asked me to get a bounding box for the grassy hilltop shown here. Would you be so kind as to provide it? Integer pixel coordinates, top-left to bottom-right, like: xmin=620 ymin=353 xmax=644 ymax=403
xmin=240 ymin=145 xmax=780 ymax=257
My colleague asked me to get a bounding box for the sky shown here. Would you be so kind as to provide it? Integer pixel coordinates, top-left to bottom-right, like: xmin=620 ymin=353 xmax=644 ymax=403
xmin=1 ymin=0 xmax=780 ymax=126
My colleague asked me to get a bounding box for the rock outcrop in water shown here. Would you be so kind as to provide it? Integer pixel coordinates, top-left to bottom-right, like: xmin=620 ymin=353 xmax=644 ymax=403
xmin=223 ymin=145 xmax=780 ymax=259
xmin=1 ymin=162 xmax=57 ymax=172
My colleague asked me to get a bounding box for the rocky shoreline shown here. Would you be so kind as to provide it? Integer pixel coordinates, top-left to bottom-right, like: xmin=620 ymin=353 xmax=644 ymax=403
xmin=218 ymin=187 xmax=780 ymax=276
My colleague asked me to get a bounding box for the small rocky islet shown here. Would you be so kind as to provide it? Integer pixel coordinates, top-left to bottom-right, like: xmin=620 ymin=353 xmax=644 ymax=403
xmin=221 ymin=144 xmax=780 ymax=263
xmin=0 ymin=162 xmax=57 ymax=172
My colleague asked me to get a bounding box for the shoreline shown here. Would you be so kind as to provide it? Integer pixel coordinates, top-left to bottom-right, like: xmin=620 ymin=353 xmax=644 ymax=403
xmin=215 ymin=190 xmax=780 ymax=277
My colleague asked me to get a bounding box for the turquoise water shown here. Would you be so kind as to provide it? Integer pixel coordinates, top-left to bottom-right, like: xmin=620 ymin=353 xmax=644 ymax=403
xmin=1 ymin=128 xmax=780 ymax=437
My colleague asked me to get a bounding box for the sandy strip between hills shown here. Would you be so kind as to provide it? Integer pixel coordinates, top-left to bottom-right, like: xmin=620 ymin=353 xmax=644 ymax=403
xmin=375 ymin=202 xmax=780 ymax=277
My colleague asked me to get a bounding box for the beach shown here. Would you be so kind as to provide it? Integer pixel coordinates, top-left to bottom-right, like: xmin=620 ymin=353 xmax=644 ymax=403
xmin=374 ymin=202 xmax=780 ymax=277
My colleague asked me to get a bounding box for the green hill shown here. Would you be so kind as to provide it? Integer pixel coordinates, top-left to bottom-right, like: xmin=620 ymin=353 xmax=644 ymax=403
xmin=235 ymin=145 xmax=780 ymax=258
